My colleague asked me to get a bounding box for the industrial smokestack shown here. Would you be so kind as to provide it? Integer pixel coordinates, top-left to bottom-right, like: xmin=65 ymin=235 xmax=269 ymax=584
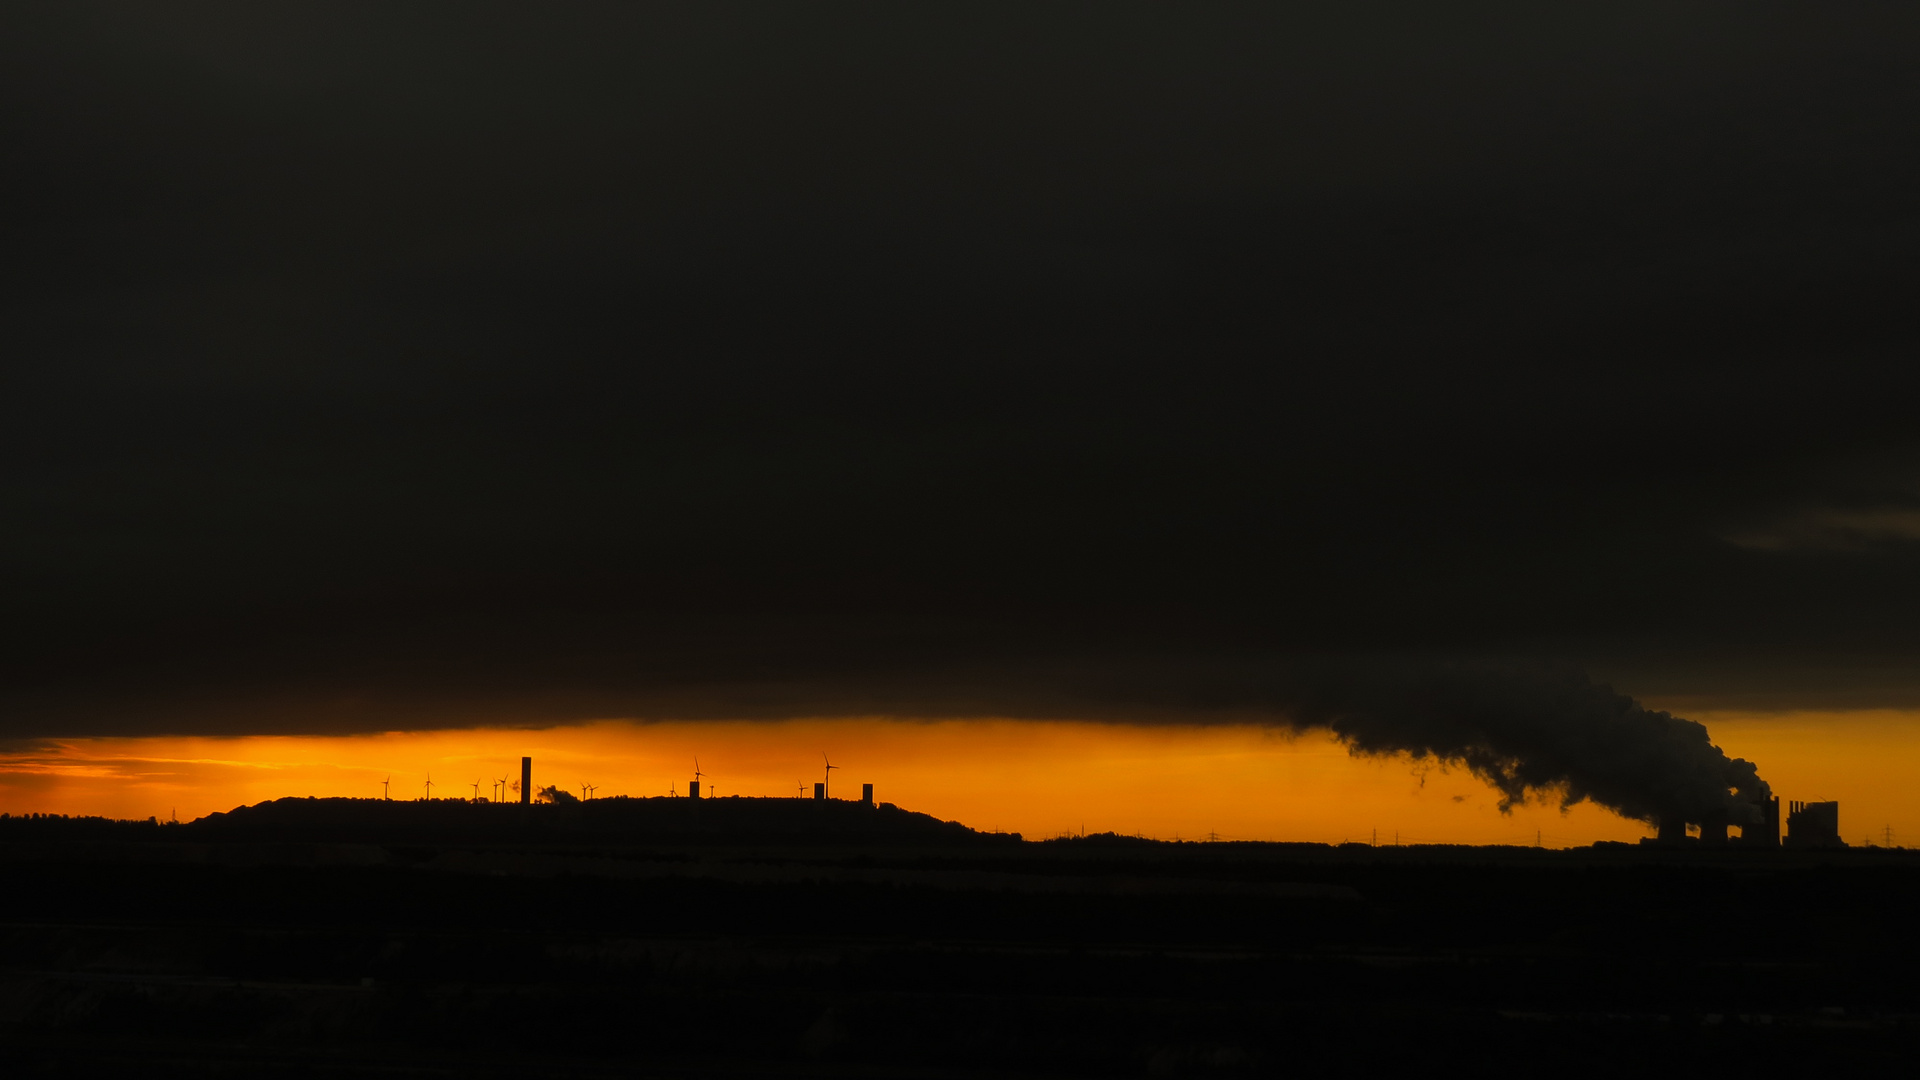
xmin=520 ymin=756 xmax=531 ymax=806
xmin=1743 ymin=795 xmax=1781 ymax=847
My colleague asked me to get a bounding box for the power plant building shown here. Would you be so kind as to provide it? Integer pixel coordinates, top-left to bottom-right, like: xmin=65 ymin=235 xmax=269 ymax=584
xmin=1785 ymin=800 xmax=1843 ymax=849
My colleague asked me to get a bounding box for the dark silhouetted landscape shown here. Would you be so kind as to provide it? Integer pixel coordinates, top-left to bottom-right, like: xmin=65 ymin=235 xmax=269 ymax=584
xmin=4 ymin=799 xmax=1918 ymax=1075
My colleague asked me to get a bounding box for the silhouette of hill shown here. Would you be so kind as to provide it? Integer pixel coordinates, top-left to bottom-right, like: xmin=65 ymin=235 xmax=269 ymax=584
xmin=179 ymin=794 xmax=999 ymax=847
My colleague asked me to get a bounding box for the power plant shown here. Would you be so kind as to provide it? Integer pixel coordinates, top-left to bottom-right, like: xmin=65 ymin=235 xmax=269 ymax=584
xmin=1649 ymin=793 xmax=1842 ymax=848
xmin=1786 ymin=799 xmax=1843 ymax=849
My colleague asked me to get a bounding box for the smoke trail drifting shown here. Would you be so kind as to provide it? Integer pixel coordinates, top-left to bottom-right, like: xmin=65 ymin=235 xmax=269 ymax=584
xmin=1270 ymin=662 xmax=1770 ymax=826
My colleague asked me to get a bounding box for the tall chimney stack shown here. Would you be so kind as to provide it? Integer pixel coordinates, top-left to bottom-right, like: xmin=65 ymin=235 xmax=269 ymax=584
xmin=520 ymin=757 xmax=532 ymax=805
xmin=1741 ymin=796 xmax=1780 ymax=847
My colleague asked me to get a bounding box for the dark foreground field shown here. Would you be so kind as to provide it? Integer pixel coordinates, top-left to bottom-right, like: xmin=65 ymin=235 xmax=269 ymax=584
xmin=2 ymin=803 xmax=1916 ymax=1076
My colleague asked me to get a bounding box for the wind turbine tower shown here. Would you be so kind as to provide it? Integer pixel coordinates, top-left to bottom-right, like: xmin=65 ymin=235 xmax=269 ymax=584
xmin=822 ymin=753 xmax=839 ymax=800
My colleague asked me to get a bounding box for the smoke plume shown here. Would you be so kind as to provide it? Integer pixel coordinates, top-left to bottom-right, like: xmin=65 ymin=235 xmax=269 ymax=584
xmin=1263 ymin=662 xmax=1771 ymax=826
xmin=534 ymin=785 xmax=579 ymax=806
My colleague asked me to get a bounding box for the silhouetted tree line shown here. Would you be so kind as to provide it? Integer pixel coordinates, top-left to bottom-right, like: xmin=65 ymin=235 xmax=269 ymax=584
xmin=0 ymin=812 xmax=176 ymax=838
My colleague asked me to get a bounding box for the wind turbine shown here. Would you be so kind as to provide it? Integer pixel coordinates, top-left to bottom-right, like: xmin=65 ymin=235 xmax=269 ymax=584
xmin=498 ymin=775 xmax=510 ymax=803
xmin=381 ymin=775 xmax=391 ymax=801
xmin=798 ymin=781 xmax=806 ymax=799
xmin=586 ymin=784 xmax=597 ymax=800
xmin=822 ymin=753 xmax=838 ymax=800
xmin=424 ymin=774 xmax=433 ymax=801
xmin=692 ymin=757 xmax=706 ymax=795
xmin=472 ymin=780 xmax=481 ymax=801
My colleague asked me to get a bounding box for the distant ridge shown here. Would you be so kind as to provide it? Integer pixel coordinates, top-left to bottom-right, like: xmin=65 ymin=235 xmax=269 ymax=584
xmin=181 ymin=795 xmax=1002 ymax=847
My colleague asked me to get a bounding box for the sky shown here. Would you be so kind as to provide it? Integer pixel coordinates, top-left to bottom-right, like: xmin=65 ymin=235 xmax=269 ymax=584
xmin=3 ymin=4 xmax=1918 ymax=841
xmin=5 ymin=712 xmax=1917 ymax=847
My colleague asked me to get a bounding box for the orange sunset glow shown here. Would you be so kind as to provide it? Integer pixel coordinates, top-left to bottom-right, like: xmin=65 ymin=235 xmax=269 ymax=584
xmin=7 ymin=712 xmax=1915 ymax=848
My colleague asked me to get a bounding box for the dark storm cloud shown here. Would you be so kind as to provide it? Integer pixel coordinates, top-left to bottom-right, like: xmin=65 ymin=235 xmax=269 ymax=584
xmin=3 ymin=2 xmax=1919 ymax=738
